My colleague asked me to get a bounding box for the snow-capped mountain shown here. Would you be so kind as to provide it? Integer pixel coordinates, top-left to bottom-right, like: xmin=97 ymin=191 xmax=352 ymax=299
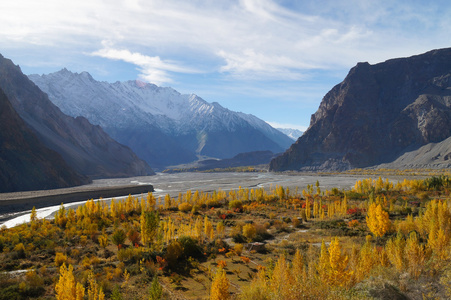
xmin=29 ymin=70 xmax=293 ymax=169
xmin=276 ymin=128 xmax=304 ymax=141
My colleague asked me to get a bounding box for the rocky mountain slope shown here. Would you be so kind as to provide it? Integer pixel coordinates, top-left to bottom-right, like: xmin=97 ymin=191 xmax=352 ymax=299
xmin=270 ymin=48 xmax=451 ymax=172
xmin=376 ymin=136 xmax=451 ymax=170
xmin=0 ymin=54 xmax=154 ymax=178
xmin=0 ymin=87 xmax=88 ymax=192
xmin=29 ymin=70 xmax=293 ymax=169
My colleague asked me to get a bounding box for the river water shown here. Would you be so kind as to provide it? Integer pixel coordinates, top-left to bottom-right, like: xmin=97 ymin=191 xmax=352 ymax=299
xmin=1 ymin=172 xmax=363 ymax=228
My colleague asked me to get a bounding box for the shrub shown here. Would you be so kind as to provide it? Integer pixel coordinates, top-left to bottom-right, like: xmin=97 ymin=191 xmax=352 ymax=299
xmin=54 ymin=252 xmax=67 ymax=267
xmin=12 ymin=243 xmax=26 ymax=259
xmin=127 ymin=229 xmax=141 ymax=246
xmin=347 ymin=219 xmax=360 ymax=228
xmin=178 ymin=202 xmax=193 ymax=212
xmin=234 ymin=244 xmax=244 ymax=256
xmin=206 ymin=199 xmax=221 ymax=208
xmin=229 ymin=200 xmax=243 ymax=210
xmin=243 ymin=224 xmax=257 ymax=242
xmin=165 ymin=240 xmax=183 ymax=268
xmin=178 ymin=236 xmax=203 ymax=258
xmin=118 ymin=247 xmax=142 ymax=263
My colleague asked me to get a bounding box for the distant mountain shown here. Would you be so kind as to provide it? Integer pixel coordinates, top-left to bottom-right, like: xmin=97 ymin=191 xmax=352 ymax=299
xmin=0 ymin=54 xmax=154 ymax=179
xmin=276 ymin=128 xmax=303 ymax=141
xmin=270 ymin=48 xmax=451 ymax=172
xmin=29 ymin=70 xmax=293 ymax=169
xmin=167 ymin=150 xmax=276 ymax=172
xmin=0 ymin=87 xmax=87 ymax=192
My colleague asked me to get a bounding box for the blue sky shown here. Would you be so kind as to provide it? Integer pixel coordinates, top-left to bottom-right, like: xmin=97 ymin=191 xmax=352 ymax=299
xmin=1 ymin=0 xmax=450 ymax=131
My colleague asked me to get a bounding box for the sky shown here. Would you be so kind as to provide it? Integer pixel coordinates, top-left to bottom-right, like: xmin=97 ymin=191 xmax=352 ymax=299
xmin=1 ymin=0 xmax=450 ymax=131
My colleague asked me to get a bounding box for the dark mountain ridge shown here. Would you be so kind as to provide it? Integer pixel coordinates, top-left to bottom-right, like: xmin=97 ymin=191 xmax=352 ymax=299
xmin=0 ymin=54 xmax=154 ymax=179
xmin=270 ymin=48 xmax=451 ymax=171
xmin=0 ymin=87 xmax=87 ymax=192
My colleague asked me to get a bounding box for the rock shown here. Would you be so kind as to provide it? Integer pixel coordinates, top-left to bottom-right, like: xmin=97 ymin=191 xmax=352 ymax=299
xmin=0 ymin=87 xmax=87 ymax=192
xmin=270 ymin=48 xmax=451 ymax=172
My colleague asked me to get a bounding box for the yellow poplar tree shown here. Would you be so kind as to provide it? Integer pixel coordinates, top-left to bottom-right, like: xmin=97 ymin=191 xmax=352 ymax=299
xmin=216 ymin=221 xmax=225 ymax=238
xmin=366 ymin=203 xmax=390 ymax=238
xmin=55 ymin=264 xmax=84 ymax=300
xmin=204 ymin=216 xmax=214 ymax=242
xmin=30 ymin=206 xmax=38 ymax=223
xmin=210 ymin=267 xmax=230 ymax=300
xmin=385 ymin=232 xmax=406 ymax=271
xmin=405 ymin=232 xmax=425 ymax=279
xmin=87 ymin=271 xmax=105 ymax=300
xmin=317 ymin=240 xmax=330 ymax=283
xmin=327 ymin=237 xmax=352 ymax=287
xmin=269 ymin=255 xmax=293 ymax=299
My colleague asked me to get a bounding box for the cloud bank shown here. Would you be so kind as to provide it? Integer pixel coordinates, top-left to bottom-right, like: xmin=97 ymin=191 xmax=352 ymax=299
xmin=2 ymin=0 xmax=450 ymax=85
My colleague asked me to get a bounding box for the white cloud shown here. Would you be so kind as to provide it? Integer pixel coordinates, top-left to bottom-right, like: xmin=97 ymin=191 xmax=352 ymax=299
xmin=1 ymin=0 xmax=450 ymax=82
xmin=91 ymin=44 xmax=200 ymax=85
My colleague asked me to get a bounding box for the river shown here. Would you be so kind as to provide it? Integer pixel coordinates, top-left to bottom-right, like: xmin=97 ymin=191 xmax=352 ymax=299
xmin=0 ymin=172 xmax=364 ymax=228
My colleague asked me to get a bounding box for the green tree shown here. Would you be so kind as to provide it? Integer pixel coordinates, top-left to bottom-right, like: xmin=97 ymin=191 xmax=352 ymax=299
xmin=112 ymin=229 xmax=126 ymax=249
xmin=149 ymin=276 xmax=163 ymax=300
xmin=141 ymin=211 xmax=160 ymax=247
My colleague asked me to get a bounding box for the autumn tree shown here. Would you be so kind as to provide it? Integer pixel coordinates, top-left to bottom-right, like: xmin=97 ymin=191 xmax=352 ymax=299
xmin=385 ymin=232 xmax=406 ymax=271
xmin=366 ymin=203 xmax=390 ymax=238
xmin=55 ymin=264 xmax=84 ymax=300
xmin=149 ymin=276 xmax=163 ymax=300
xmin=210 ymin=267 xmax=230 ymax=300
xmin=404 ymin=232 xmax=425 ymax=279
xmin=30 ymin=206 xmax=38 ymax=223
xmin=141 ymin=211 xmax=160 ymax=247
xmin=112 ymin=229 xmax=126 ymax=249
xmin=87 ymin=271 xmax=105 ymax=300
xmin=327 ymin=238 xmax=352 ymax=286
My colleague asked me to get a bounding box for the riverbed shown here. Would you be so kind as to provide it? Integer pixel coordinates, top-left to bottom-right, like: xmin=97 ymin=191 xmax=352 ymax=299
xmin=0 ymin=172 xmax=366 ymax=228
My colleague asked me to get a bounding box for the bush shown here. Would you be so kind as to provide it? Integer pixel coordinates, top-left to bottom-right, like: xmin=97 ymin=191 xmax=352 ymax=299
xmin=243 ymin=224 xmax=257 ymax=242
xmin=165 ymin=240 xmax=183 ymax=268
xmin=12 ymin=243 xmax=26 ymax=259
xmin=117 ymin=247 xmax=142 ymax=263
xmin=234 ymin=244 xmax=244 ymax=256
xmin=206 ymin=199 xmax=221 ymax=208
xmin=424 ymin=175 xmax=450 ymax=191
xmin=54 ymin=252 xmax=67 ymax=267
xmin=178 ymin=202 xmax=193 ymax=212
xmin=178 ymin=236 xmax=202 ymax=258
xmin=229 ymin=200 xmax=243 ymax=210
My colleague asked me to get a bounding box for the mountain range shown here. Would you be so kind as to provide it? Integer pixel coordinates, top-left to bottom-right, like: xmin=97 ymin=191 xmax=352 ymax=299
xmin=0 ymin=54 xmax=154 ymax=191
xmin=275 ymin=128 xmax=303 ymax=141
xmin=270 ymin=48 xmax=451 ymax=172
xmin=29 ymin=70 xmax=293 ymax=169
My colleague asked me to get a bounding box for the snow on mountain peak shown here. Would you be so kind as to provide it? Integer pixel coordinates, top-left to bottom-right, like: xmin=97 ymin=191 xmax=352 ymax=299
xmin=29 ymin=69 xmax=294 ymax=165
